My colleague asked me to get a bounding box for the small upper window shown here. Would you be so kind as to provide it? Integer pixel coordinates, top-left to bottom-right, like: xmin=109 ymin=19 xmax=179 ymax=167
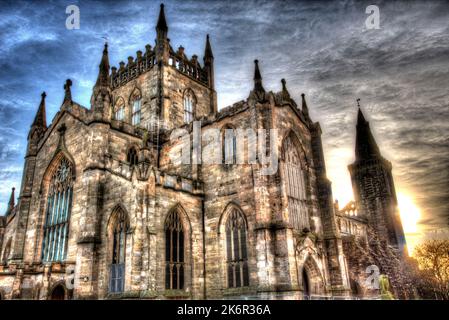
xmin=183 ymin=90 xmax=195 ymax=123
xmin=127 ymin=147 xmax=138 ymax=166
xmin=115 ymin=98 xmax=125 ymax=121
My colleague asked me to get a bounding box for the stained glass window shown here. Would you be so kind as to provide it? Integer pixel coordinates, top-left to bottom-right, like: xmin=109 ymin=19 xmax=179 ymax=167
xmin=165 ymin=210 xmax=184 ymax=290
xmin=226 ymin=208 xmax=249 ymax=288
xmin=109 ymin=209 xmax=127 ymax=293
xmin=282 ymin=135 xmax=309 ymax=231
xmin=41 ymin=157 xmax=73 ymax=262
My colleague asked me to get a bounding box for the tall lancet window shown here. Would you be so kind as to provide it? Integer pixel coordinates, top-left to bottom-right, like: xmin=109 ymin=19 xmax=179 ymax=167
xmin=183 ymin=90 xmax=195 ymax=123
xmin=282 ymin=134 xmax=309 ymax=231
xmin=222 ymin=126 xmax=237 ymax=165
xmin=165 ymin=210 xmax=185 ymax=290
xmin=132 ymin=98 xmax=141 ymax=125
xmin=226 ymin=208 xmax=249 ymax=288
xmin=109 ymin=208 xmax=128 ymax=293
xmin=41 ymin=157 xmax=73 ymax=262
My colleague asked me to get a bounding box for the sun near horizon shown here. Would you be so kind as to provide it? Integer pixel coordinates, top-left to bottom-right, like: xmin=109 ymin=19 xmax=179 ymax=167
xmin=397 ymin=192 xmax=423 ymax=257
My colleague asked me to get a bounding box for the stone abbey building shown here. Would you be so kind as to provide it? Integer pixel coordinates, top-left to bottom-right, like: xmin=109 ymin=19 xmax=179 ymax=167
xmin=0 ymin=4 xmax=407 ymax=300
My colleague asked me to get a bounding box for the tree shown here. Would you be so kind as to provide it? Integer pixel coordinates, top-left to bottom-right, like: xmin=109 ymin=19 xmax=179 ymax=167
xmin=413 ymin=240 xmax=449 ymax=300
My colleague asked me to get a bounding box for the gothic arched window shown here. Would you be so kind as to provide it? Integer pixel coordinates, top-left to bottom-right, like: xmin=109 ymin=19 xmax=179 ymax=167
xmin=109 ymin=208 xmax=128 ymax=293
xmin=127 ymin=147 xmax=138 ymax=166
xmin=226 ymin=208 xmax=249 ymax=288
xmin=183 ymin=90 xmax=195 ymax=123
xmin=41 ymin=157 xmax=73 ymax=262
xmin=222 ymin=126 xmax=237 ymax=165
xmin=114 ymin=98 xmax=125 ymax=121
xmin=165 ymin=210 xmax=185 ymax=290
xmin=282 ymin=134 xmax=309 ymax=231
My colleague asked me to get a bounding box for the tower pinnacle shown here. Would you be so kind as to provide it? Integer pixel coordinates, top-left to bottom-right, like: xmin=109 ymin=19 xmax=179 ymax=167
xmin=94 ymin=42 xmax=110 ymax=88
xmin=156 ymin=4 xmax=168 ymax=34
xmin=32 ymin=92 xmax=47 ymax=128
xmin=253 ymin=60 xmax=265 ymax=92
xmin=355 ymin=107 xmax=381 ymax=161
xmin=204 ymin=34 xmax=214 ymax=59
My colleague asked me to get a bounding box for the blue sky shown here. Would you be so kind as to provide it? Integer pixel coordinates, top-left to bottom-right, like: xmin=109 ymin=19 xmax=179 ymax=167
xmin=0 ymin=0 xmax=448 ymax=244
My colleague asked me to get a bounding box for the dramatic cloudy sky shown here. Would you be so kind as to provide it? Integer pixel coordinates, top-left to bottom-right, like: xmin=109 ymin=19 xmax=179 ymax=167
xmin=0 ymin=0 xmax=448 ymax=251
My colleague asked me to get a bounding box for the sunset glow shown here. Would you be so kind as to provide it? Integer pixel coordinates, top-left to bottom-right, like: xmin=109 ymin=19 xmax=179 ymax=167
xmin=397 ymin=193 xmax=422 ymax=255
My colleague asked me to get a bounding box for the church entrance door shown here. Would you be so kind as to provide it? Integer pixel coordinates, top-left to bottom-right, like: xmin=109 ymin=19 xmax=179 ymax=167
xmin=50 ymin=285 xmax=66 ymax=300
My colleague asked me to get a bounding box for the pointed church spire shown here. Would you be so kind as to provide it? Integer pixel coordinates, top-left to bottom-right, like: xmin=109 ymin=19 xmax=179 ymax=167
xmin=95 ymin=42 xmax=110 ymax=88
xmin=156 ymin=3 xmax=168 ymax=34
xmin=253 ymin=60 xmax=265 ymax=92
xmin=63 ymin=79 xmax=73 ymax=104
xmin=5 ymin=187 xmax=15 ymax=216
xmin=204 ymin=34 xmax=215 ymax=90
xmin=204 ymin=34 xmax=214 ymax=59
xmin=301 ymin=93 xmax=309 ymax=117
xmin=355 ymin=102 xmax=381 ymax=161
xmin=32 ymin=92 xmax=47 ymax=128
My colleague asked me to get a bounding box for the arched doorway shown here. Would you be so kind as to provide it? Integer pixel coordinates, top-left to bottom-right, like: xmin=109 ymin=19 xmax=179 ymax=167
xmin=350 ymin=279 xmax=363 ymax=298
xmin=50 ymin=285 xmax=66 ymax=300
xmin=298 ymin=254 xmax=326 ymax=299
xmin=302 ymin=268 xmax=310 ymax=299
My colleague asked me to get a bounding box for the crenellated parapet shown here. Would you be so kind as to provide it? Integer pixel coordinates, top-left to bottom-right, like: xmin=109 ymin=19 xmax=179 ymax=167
xmin=168 ymin=46 xmax=209 ymax=85
xmin=110 ymin=43 xmax=209 ymax=90
xmin=111 ymin=46 xmax=157 ymax=89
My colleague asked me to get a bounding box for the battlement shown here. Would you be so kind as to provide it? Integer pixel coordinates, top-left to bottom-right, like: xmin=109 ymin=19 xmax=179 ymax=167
xmin=111 ymin=45 xmax=157 ymax=89
xmin=168 ymin=46 xmax=209 ymax=85
xmin=110 ymin=43 xmax=209 ymax=89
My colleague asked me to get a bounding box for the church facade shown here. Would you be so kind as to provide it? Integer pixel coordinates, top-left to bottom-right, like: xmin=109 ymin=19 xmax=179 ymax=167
xmin=0 ymin=4 xmax=407 ymax=300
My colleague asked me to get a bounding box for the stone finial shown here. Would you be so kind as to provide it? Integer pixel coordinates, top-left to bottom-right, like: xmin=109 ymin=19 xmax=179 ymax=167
xmin=63 ymin=79 xmax=73 ymax=103
xmin=177 ymin=46 xmax=185 ymax=57
xmin=301 ymin=93 xmax=309 ymax=117
xmin=145 ymin=44 xmax=152 ymax=55
xmin=281 ymin=79 xmax=290 ymax=100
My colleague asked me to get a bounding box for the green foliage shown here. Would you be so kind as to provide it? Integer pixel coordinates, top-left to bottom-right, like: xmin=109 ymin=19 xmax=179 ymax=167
xmin=379 ymin=275 xmax=395 ymax=300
